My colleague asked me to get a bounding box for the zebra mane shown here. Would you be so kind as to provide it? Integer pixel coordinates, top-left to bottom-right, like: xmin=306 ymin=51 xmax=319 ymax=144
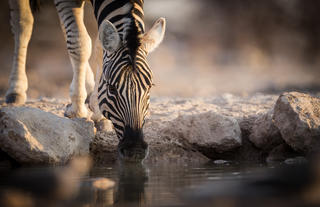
xmin=125 ymin=0 xmax=144 ymax=69
xmin=125 ymin=17 xmax=141 ymax=68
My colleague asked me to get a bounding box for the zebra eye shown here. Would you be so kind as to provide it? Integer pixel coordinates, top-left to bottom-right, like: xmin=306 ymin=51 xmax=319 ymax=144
xmin=108 ymin=85 xmax=118 ymax=96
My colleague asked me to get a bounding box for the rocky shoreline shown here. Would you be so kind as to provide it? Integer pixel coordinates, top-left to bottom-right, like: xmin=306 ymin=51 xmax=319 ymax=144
xmin=0 ymin=91 xmax=319 ymax=166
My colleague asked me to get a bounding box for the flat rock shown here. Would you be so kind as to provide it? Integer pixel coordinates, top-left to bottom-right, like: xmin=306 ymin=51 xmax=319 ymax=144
xmin=273 ymin=92 xmax=320 ymax=153
xmin=0 ymin=106 xmax=94 ymax=165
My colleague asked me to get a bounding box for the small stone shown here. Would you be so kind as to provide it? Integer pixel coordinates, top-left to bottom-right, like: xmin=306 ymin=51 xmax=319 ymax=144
xmin=213 ymin=160 xmax=230 ymax=165
xmin=284 ymin=157 xmax=308 ymax=165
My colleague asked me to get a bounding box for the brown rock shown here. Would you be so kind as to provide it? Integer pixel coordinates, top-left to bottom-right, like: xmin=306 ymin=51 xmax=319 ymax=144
xmin=273 ymin=92 xmax=320 ymax=153
xmin=266 ymin=144 xmax=301 ymax=163
xmin=249 ymin=109 xmax=282 ymax=150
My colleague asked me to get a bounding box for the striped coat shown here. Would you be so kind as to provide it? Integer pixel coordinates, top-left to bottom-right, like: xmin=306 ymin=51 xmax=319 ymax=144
xmin=5 ymin=0 xmax=166 ymax=162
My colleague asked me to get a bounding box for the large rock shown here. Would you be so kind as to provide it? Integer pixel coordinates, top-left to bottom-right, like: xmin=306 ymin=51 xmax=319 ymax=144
xmin=161 ymin=112 xmax=242 ymax=158
xmin=273 ymin=92 xmax=320 ymax=153
xmin=0 ymin=107 xmax=94 ymax=165
xmin=249 ymin=109 xmax=283 ymax=150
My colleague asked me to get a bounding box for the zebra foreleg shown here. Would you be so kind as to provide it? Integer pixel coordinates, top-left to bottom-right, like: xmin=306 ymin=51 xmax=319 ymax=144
xmin=88 ymin=36 xmax=104 ymax=122
xmin=55 ymin=0 xmax=92 ymax=118
xmin=5 ymin=0 xmax=34 ymax=104
xmin=85 ymin=62 xmax=95 ymax=103
xmin=87 ymin=36 xmax=114 ymax=131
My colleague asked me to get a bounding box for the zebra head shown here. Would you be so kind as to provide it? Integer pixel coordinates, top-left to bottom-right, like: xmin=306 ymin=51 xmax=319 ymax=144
xmin=98 ymin=18 xmax=166 ymax=162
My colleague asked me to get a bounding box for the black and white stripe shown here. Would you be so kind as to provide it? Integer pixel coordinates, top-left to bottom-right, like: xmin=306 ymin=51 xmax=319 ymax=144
xmin=91 ymin=0 xmax=153 ymax=139
xmin=54 ymin=0 xmax=90 ymax=61
xmin=7 ymin=0 xmax=163 ymax=160
xmin=49 ymin=0 xmax=153 ymax=139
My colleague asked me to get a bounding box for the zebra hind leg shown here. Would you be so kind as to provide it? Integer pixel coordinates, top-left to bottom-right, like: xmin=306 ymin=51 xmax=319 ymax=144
xmin=55 ymin=0 xmax=92 ymax=118
xmin=5 ymin=0 xmax=34 ymax=104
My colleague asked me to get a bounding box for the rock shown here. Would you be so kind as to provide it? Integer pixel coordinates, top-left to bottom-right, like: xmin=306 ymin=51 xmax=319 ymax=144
xmin=213 ymin=160 xmax=230 ymax=165
xmin=266 ymin=144 xmax=301 ymax=164
xmin=145 ymin=137 xmax=210 ymax=164
xmin=90 ymin=122 xmax=210 ymax=165
xmin=238 ymin=115 xmax=258 ymax=139
xmin=0 ymin=107 xmax=94 ymax=165
xmin=0 ymin=94 xmax=280 ymax=164
xmin=273 ymin=92 xmax=320 ymax=153
xmin=249 ymin=109 xmax=283 ymax=150
xmin=284 ymin=157 xmax=308 ymax=165
xmin=233 ymin=136 xmax=266 ymax=163
xmin=233 ymin=115 xmax=267 ymax=163
xmin=90 ymin=131 xmax=118 ymax=165
xmin=161 ymin=112 xmax=242 ymax=158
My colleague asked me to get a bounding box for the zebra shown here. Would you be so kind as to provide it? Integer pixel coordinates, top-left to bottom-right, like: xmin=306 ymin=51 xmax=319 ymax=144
xmin=5 ymin=0 xmax=166 ymax=162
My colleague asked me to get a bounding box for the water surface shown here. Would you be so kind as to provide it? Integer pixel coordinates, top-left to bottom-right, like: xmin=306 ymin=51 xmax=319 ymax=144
xmin=0 ymin=161 xmax=279 ymax=207
xmin=82 ymin=162 xmax=269 ymax=207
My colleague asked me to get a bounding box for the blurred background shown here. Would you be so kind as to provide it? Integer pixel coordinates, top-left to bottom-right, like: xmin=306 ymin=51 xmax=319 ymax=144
xmin=0 ymin=0 xmax=319 ymax=99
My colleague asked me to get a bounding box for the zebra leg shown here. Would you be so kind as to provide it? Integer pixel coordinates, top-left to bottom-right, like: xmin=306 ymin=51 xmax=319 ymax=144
xmin=88 ymin=36 xmax=114 ymax=131
xmin=85 ymin=62 xmax=95 ymax=103
xmin=5 ymin=0 xmax=34 ymax=104
xmin=55 ymin=0 xmax=91 ymax=118
xmin=89 ymin=36 xmax=104 ymax=121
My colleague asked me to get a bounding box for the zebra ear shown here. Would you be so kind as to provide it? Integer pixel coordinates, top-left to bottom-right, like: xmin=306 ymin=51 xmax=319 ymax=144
xmin=141 ymin=17 xmax=166 ymax=53
xmin=99 ymin=20 xmax=121 ymax=53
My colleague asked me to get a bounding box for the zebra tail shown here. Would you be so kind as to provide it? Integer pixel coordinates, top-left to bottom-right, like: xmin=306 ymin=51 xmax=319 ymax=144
xmin=30 ymin=0 xmax=41 ymax=12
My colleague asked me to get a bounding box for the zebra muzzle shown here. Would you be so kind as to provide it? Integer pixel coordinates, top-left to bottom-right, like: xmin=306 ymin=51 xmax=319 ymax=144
xmin=118 ymin=127 xmax=148 ymax=162
xmin=118 ymin=147 xmax=148 ymax=162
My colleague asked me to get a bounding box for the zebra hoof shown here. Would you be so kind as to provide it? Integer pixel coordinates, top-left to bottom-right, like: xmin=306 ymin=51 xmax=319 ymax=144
xmin=5 ymin=93 xmax=26 ymax=105
xmin=64 ymin=103 xmax=90 ymax=119
xmin=94 ymin=119 xmax=113 ymax=132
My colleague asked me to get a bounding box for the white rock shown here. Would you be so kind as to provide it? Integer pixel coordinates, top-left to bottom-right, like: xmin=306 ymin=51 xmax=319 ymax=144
xmin=0 ymin=107 xmax=94 ymax=165
xmin=273 ymin=92 xmax=320 ymax=153
xmin=162 ymin=112 xmax=242 ymax=153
